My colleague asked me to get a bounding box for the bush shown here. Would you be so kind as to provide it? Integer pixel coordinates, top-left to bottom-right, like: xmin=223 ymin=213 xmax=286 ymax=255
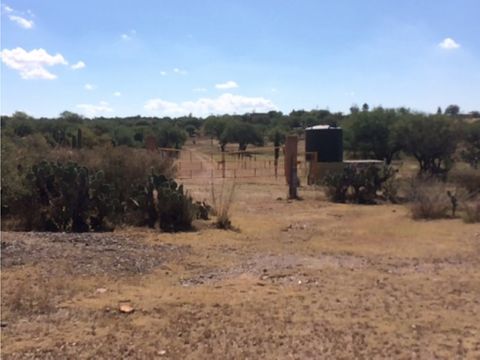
xmin=448 ymin=167 xmax=480 ymax=195
xmin=460 ymin=121 xmax=480 ymax=169
xmin=408 ymin=179 xmax=451 ymax=219
xmin=210 ymin=181 xmax=236 ymax=229
xmin=323 ymin=165 xmax=396 ymax=204
xmin=25 ymin=161 xmax=115 ymax=232
xmin=462 ymin=201 xmax=480 ymax=223
xmin=133 ymin=174 xmax=197 ymax=232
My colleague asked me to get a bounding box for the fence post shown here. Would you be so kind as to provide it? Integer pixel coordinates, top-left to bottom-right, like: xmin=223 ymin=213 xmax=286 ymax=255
xmin=222 ymin=151 xmax=226 ymax=178
xmin=285 ymin=135 xmax=298 ymax=199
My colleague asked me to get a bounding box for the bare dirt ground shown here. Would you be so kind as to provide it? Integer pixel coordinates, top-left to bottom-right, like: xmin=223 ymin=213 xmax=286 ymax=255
xmin=2 ymin=145 xmax=480 ymax=359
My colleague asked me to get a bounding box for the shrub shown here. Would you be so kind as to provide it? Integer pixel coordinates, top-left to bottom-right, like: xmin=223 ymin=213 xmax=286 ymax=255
xmin=210 ymin=181 xmax=236 ymax=229
xmin=323 ymin=164 xmax=396 ymax=204
xmin=133 ymin=174 xmax=197 ymax=232
xmin=460 ymin=121 xmax=480 ymax=169
xmin=25 ymin=161 xmax=115 ymax=232
xmin=462 ymin=201 xmax=480 ymax=223
xmin=408 ymin=179 xmax=450 ymax=219
xmin=448 ymin=167 xmax=480 ymax=195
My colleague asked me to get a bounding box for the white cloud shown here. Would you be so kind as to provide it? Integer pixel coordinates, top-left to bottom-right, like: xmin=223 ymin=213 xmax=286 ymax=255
xmin=71 ymin=61 xmax=86 ymax=70
xmin=173 ymin=67 xmax=187 ymax=75
xmin=144 ymin=93 xmax=277 ymax=117
xmin=9 ymin=14 xmax=34 ymax=29
xmin=193 ymin=88 xmax=207 ymax=92
xmin=84 ymin=83 xmax=96 ymax=91
xmin=439 ymin=37 xmax=460 ymax=50
xmin=77 ymin=101 xmax=113 ymax=117
xmin=113 ymin=91 xmax=122 ymax=96
xmin=3 ymin=4 xmax=13 ymax=13
xmin=121 ymin=29 xmax=136 ymax=41
xmin=0 ymin=47 xmax=67 ymax=79
xmin=160 ymin=71 xmax=167 ymax=76
xmin=215 ymin=80 xmax=239 ymax=90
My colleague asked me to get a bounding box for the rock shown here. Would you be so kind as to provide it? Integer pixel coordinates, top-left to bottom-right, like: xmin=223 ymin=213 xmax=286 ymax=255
xmin=158 ymin=350 xmax=167 ymax=356
xmin=96 ymin=287 xmax=107 ymax=294
xmin=119 ymin=303 xmax=135 ymax=314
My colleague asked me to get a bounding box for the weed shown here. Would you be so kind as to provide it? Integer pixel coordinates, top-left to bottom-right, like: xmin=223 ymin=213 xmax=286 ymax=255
xmin=408 ymin=179 xmax=450 ymax=219
xmin=211 ymin=181 xmax=236 ymax=230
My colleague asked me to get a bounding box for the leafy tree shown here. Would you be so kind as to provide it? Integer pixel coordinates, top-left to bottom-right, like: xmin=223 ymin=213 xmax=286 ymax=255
xmin=350 ymin=105 xmax=360 ymax=114
xmin=395 ymin=115 xmax=458 ymax=175
xmin=362 ymin=103 xmax=369 ymax=112
xmin=203 ymin=117 xmax=227 ymax=139
xmin=184 ymin=124 xmax=197 ymax=137
xmin=436 ymin=106 xmax=442 ymax=115
xmin=220 ymin=121 xmax=264 ymax=151
xmin=60 ymin=111 xmax=83 ymax=123
xmin=113 ymin=127 xmax=135 ymax=147
xmin=156 ymin=124 xmax=187 ymax=149
xmin=345 ymin=109 xmax=402 ymax=164
xmin=11 ymin=111 xmax=35 ymax=137
xmin=461 ymin=121 xmax=480 ymax=168
xmin=445 ymin=104 xmax=460 ymax=116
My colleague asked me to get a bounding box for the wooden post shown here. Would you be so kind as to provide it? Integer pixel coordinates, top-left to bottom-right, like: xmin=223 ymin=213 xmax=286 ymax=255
xmin=221 ymin=151 xmax=226 ymax=178
xmin=285 ymin=135 xmax=298 ymax=199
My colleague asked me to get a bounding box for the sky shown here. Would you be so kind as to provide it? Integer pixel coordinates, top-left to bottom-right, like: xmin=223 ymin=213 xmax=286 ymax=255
xmin=1 ymin=0 xmax=479 ymax=118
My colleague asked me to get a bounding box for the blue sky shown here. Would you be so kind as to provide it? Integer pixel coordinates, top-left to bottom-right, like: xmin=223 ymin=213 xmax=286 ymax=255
xmin=1 ymin=0 xmax=479 ymax=118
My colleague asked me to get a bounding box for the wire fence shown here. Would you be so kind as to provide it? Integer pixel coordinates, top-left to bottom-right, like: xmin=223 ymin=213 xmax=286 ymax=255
xmin=153 ymin=146 xmax=317 ymax=181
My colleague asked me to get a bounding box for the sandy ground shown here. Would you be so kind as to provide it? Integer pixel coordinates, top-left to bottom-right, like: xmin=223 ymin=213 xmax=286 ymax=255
xmin=2 ymin=146 xmax=480 ymax=359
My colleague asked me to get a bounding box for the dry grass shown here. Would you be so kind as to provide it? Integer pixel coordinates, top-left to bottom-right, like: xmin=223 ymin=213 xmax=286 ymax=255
xmin=210 ymin=180 xmax=236 ymax=229
xmin=449 ymin=166 xmax=480 ymax=195
xmin=462 ymin=200 xmax=480 ymax=223
xmin=3 ymin=272 xmax=67 ymax=317
xmin=408 ymin=178 xmax=451 ymax=219
xmin=2 ymin=142 xmax=480 ymax=359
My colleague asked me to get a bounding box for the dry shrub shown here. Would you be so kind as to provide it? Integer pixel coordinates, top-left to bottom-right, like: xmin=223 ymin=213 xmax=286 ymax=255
xmin=408 ymin=179 xmax=451 ymax=219
xmin=5 ymin=274 xmax=67 ymax=317
xmin=462 ymin=201 xmax=480 ymax=223
xmin=210 ymin=181 xmax=236 ymax=230
xmin=448 ymin=167 xmax=480 ymax=195
xmin=2 ymin=146 xmax=176 ymax=230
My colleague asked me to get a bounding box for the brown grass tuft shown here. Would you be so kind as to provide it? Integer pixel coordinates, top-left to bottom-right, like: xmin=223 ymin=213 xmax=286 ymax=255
xmin=210 ymin=181 xmax=236 ymax=230
xmin=408 ymin=179 xmax=451 ymax=220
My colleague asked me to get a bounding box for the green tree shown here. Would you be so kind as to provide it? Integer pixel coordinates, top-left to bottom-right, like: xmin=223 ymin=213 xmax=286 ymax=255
xmin=184 ymin=124 xmax=197 ymax=137
xmin=461 ymin=121 xmax=480 ymax=168
xmin=203 ymin=117 xmax=227 ymax=139
xmin=220 ymin=121 xmax=264 ymax=151
xmin=156 ymin=124 xmax=187 ymax=149
xmin=395 ymin=115 xmax=458 ymax=175
xmin=350 ymin=105 xmax=360 ymax=114
xmin=445 ymin=104 xmax=460 ymax=116
xmin=345 ymin=109 xmax=402 ymax=164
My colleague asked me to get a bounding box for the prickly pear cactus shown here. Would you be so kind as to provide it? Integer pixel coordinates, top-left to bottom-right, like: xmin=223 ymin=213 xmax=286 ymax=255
xmin=27 ymin=161 xmax=114 ymax=232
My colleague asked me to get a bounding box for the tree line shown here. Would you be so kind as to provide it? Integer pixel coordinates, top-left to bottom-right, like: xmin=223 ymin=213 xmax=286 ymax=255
xmin=2 ymin=105 xmax=479 ymax=177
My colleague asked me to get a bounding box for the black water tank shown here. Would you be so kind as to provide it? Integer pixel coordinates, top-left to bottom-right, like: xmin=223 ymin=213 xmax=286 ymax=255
xmin=305 ymin=126 xmax=343 ymax=162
